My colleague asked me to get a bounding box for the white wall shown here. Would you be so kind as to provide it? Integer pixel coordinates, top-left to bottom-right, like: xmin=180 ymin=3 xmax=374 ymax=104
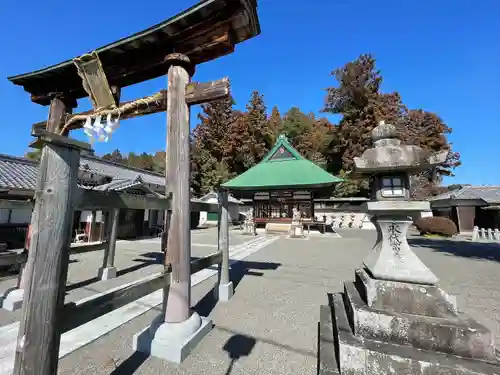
xmin=80 ymin=210 xmax=103 ymax=223
xmin=0 ymin=208 xmax=32 ymax=224
xmin=199 ymin=211 xmax=208 ymax=226
xmin=10 ymin=208 xmax=32 ymax=224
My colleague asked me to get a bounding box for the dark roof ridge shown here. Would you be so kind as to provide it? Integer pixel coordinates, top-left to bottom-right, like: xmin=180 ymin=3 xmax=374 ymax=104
xmin=0 ymin=152 xmax=164 ymax=178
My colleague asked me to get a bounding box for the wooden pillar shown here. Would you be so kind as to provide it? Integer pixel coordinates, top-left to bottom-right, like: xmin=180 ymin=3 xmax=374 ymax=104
xmin=218 ymin=190 xmax=230 ymax=285
xmin=19 ymin=96 xmax=70 ymax=292
xmin=310 ymin=192 xmax=315 ymax=221
xmin=88 ymin=210 xmax=96 ymax=242
xmin=106 ymin=208 xmax=119 ymax=267
xmin=164 ymin=53 xmax=194 ymax=323
xmin=13 ymin=135 xmax=83 ymax=374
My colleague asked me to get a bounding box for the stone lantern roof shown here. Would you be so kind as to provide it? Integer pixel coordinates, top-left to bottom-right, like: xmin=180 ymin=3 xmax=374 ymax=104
xmin=352 ymin=121 xmax=449 ymax=176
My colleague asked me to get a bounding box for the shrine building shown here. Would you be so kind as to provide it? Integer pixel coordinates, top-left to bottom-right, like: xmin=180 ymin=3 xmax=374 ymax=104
xmin=222 ymin=134 xmax=343 ymax=230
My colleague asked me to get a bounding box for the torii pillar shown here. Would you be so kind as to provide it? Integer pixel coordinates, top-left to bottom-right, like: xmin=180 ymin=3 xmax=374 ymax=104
xmin=133 ymin=53 xmax=225 ymax=363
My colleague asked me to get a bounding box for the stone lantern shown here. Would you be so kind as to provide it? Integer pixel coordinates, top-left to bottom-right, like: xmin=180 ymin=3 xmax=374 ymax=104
xmin=318 ymin=121 xmax=500 ymax=375
xmin=353 ymin=120 xmax=448 ymax=284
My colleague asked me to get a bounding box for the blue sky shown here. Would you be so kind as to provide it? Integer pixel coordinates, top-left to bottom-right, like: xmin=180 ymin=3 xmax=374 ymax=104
xmin=1 ymin=0 xmax=498 ymax=185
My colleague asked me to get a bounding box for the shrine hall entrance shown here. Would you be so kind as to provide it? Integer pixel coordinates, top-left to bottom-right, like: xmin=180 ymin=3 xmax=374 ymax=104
xmin=253 ymin=191 xmax=314 ymax=222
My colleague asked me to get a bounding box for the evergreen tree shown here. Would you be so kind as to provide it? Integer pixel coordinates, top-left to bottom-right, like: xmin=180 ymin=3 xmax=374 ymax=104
xmin=245 ymin=90 xmax=272 ymax=161
xmin=25 ymin=149 xmax=42 ymax=162
xmin=191 ymin=96 xmax=237 ymax=194
xmin=321 ymin=53 xmax=459 ymax=198
xmin=267 ymin=106 xmax=283 ymax=143
xmin=102 ymin=149 xmax=125 ymax=164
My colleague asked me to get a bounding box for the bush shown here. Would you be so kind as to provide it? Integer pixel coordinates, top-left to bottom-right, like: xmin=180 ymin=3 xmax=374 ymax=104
xmin=414 ymin=216 xmax=458 ymax=237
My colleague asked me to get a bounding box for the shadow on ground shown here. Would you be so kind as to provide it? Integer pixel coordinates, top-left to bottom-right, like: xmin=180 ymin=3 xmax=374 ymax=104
xmin=222 ymin=333 xmax=256 ymax=375
xmin=193 ymin=259 xmax=281 ymax=317
xmin=108 ymin=259 xmax=281 ymax=375
xmin=66 ymin=255 xmax=161 ymax=292
xmin=409 ymin=237 xmax=500 ymax=263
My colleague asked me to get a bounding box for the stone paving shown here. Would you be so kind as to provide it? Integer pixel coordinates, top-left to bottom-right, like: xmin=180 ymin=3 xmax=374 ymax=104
xmin=2 ymin=228 xmax=500 ymax=374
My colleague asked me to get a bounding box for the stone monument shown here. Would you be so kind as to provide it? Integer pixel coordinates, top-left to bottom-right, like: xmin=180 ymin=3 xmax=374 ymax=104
xmin=289 ymin=207 xmax=304 ymax=238
xmin=318 ymin=121 xmax=500 ymax=374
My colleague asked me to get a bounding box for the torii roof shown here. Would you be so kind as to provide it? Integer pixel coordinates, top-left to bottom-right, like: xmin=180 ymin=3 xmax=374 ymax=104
xmin=8 ymin=0 xmax=260 ymax=105
xmin=222 ymin=134 xmax=342 ymax=192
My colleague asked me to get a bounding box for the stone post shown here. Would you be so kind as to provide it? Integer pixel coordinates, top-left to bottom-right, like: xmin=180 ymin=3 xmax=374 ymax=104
xmin=98 ymin=208 xmax=119 ymax=280
xmin=472 ymin=226 xmax=479 ymax=241
xmin=480 ymin=227 xmax=486 ymax=240
xmin=487 ymin=228 xmax=493 ymax=241
xmin=133 ymin=53 xmax=211 ymax=364
xmin=494 ymin=228 xmax=500 ymax=241
xmin=218 ymin=189 xmax=233 ymax=301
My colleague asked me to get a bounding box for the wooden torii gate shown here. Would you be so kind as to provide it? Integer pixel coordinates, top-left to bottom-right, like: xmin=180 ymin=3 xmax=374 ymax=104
xmin=7 ymin=1 xmax=260 ymax=374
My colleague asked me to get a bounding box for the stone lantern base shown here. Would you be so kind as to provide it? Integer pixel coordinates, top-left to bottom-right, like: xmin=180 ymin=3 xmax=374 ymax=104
xmin=318 ymin=269 xmax=500 ymax=374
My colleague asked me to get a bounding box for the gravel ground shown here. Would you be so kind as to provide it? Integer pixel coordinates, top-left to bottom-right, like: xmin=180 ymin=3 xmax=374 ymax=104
xmin=5 ymin=228 xmax=500 ymax=375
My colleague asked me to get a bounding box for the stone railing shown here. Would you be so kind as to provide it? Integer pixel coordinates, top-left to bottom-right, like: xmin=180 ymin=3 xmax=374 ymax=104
xmin=321 ymin=212 xmax=375 ymax=230
xmin=471 ymin=226 xmax=500 ymax=242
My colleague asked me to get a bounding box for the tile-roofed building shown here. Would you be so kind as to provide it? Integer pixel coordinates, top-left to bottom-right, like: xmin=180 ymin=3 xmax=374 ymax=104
xmin=0 ymin=152 xmax=166 ymax=198
xmin=430 ymin=185 xmax=500 ymax=204
xmin=429 ymin=185 xmax=500 ymax=233
xmin=0 ymin=152 xmax=170 ymax=248
xmin=0 ymin=154 xmax=39 ymax=194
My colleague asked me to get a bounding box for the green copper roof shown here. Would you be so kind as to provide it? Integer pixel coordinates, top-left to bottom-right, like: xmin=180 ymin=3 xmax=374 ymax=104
xmin=222 ymin=134 xmax=343 ymax=191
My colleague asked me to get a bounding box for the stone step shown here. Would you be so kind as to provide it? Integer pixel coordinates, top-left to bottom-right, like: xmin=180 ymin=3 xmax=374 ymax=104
xmin=264 ymin=223 xmax=291 ymax=234
xmin=323 ymin=293 xmax=500 ymax=375
xmin=343 ymin=282 xmax=496 ymax=362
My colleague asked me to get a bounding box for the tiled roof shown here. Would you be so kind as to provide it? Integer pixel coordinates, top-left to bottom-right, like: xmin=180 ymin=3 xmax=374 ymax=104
xmin=0 ymin=153 xmax=165 ymax=192
xmin=0 ymin=154 xmax=38 ymax=191
xmin=430 ymin=186 xmax=500 ymax=204
xmin=79 ymin=155 xmax=165 ymax=186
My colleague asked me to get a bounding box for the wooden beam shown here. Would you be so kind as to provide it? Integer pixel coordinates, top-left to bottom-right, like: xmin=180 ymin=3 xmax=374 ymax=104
xmin=0 ymin=242 xmax=108 ymax=266
xmin=69 ymin=241 xmax=108 ymax=255
xmin=60 ymin=271 xmax=168 ymax=333
xmin=75 ymin=189 xmax=171 ymax=210
xmin=58 ymin=249 xmax=222 ymax=333
xmin=31 ymin=77 xmax=230 ymax=134
xmin=29 ymin=128 xmax=92 ymax=151
xmin=0 ymin=251 xmax=27 ymax=266
xmin=190 ymin=251 xmax=222 ymax=275
xmin=104 ymin=208 xmax=119 ymax=267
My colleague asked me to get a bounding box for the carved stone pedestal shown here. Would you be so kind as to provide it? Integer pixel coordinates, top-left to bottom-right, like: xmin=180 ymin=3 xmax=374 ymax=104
xmin=242 ymin=221 xmax=256 ymax=235
xmin=318 ymin=268 xmax=500 ymax=374
xmin=364 ymin=215 xmax=438 ymax=285
xmin=289 ymin=220 xmax=304 ymax=238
